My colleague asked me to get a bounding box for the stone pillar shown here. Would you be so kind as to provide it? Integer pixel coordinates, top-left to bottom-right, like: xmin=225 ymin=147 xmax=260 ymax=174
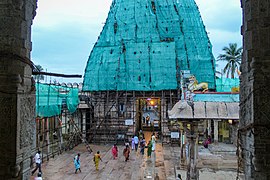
xmin=207 ymin=120 xmax=211 ymax=137
xmin=213 ymin=120 xmax=219 ymax=143
xmin=186 ymin=122 xmax=199 ymax=180
xmin=82 ymin=110 xmax=86 ymax=138
xmin=46 ymin=118 xmax=50 ymax=159
xmin=0 ymin=0 xmax=37 ymax=179
xmin=240 ymin=0 xmax=270 ymax=179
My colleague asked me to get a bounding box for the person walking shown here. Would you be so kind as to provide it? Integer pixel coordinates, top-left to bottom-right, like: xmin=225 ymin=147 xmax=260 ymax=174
xmin=32 ymin=150 xmax=42 ymax=175
xmin=93 ymin=151 xmax=102 ymax=171
xmin=134 ymin=134 xmax=139 ymax=151
xmin=123 ymin=145 xmax=130 ymax=162
xmin=74 ymin=153 xmax=81 ymax=174
xmin=125 ymin=139 xmax=130 ymax=147
xmin=140 ymin=137 xmax=146 ymax=155
xmin=111 ymin=144 xmax=118 ymax=159
xmin=131 ymin=137 xmax=135 ymax=150
xmin=147 ymin=140 xmax=152 ymax=158
xmin=139 ymin=130 xmax=143 ymax=140
xmin=151 ymin=133 xmax=156 ymax=152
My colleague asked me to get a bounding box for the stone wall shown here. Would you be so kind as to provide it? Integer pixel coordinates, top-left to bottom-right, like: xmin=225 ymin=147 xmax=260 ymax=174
xmin=240 ymin=0 xmax=270 ymax=179
xmin=0 ymin=0 xmax=37 ymax=179
xmin=230 ymin=123 xmax=238 ymax=145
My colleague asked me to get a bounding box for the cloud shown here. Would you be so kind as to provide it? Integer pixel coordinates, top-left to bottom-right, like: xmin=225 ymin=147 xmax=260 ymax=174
xmin=32 ymin=0 xmax=112 ymax=83
xmin=32 ymin=0 xmax=242 ymax=83
xmin=195 ymin=0 xmax=242 ymax=61
xmin=208 ymin=29 xmax=242 ymax=57
xmin=195 ymin=0 xmax=242 ymax=33
xmin=34 ymin=0 xmax=112 ymax=29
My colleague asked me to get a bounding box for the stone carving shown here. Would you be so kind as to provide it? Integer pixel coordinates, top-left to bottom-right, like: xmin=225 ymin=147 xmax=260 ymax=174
xmin=10 ymin=164 xmax=21 ymax=178
xmin=20 ymin=96 xmax=35 ymax=149
xmin=188 ymin=75 xmax=208 ymax=92
xmin=0 ymin=97 xmax=14 ymax=141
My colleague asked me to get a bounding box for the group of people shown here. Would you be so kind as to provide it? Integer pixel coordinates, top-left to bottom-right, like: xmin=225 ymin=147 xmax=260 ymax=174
xmin=76 ymin=131 xmax=157 ymax=173
xmin=73 ymin=150 xmax=103 ymax=173
xmin=112 ymin=142 xmax=130 ymax=162
xmin=33 ymin=131 xmax=158 ymax=176
xmin=131 ymin=131 xmax=156 ymax=158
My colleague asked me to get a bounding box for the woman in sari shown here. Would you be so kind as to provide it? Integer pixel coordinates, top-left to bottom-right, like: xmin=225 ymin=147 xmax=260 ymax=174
xmin=123 ymin=145 xmax=130 ymax=162
xmin=93 ymin=151 xmax=102 ymax=171
xmin=111 ymin=144 xmax=118 ymax=159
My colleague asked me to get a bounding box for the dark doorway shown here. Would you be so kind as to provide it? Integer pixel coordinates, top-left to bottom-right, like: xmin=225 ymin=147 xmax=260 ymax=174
xmin=138 ymin=98 xmax=161 ymax=132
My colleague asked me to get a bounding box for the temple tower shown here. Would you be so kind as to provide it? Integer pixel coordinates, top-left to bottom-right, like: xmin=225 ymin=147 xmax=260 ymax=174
xmin=84 ymin=0 xmax=216 ymax=91
xmin=83 ymin=0 xmax=216 ymax=143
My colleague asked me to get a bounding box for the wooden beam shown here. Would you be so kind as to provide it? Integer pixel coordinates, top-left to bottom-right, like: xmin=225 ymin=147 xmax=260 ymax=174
xmin=32 ymin=71 xmax=82 ymax=78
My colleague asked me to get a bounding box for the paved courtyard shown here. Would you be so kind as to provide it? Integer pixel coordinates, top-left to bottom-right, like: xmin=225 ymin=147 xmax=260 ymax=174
xmin=31 ymin=141 xmax=243 ymax=180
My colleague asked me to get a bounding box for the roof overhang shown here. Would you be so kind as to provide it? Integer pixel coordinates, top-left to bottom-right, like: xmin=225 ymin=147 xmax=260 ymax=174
xmin=168 ymin=101 xmax=239 ymax=120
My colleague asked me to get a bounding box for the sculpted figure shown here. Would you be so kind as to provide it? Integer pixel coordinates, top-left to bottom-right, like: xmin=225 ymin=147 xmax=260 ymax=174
xmin=188 ymin=75 xmax=208 ymax=92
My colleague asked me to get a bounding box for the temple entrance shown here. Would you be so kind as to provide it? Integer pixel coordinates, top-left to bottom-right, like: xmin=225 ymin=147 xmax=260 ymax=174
xmin=137 ymin=98 xmax=161 ymax=135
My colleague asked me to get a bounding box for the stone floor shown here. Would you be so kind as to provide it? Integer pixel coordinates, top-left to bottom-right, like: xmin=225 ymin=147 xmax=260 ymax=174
xmin=30 ymin=141 xmax=243 ymax=180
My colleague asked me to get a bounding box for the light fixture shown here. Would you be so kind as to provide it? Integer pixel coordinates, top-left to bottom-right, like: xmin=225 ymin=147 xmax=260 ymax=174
xmin=228 ymin=119 xmax=233 ymax=124
xmin=149 ymin=100 xmax=155 ymax=105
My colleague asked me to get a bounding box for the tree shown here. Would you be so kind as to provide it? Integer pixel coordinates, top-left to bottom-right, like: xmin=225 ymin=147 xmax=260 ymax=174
xmin=33 ymin=64 xmax=45 ymax=82
xmin=217 ymin=43 xmax=242 ymax=78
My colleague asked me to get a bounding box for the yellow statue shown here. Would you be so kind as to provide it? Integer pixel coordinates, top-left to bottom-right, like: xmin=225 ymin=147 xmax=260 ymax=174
xmin=188 ymin=75 xmax=208 ymax=92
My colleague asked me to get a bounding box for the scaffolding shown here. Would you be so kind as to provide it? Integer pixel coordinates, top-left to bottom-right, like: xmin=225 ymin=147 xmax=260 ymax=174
xmin=84 ymin=90 xmax=179 ymax=144
xmin=34 ymin=82 xmax=89 ymax=162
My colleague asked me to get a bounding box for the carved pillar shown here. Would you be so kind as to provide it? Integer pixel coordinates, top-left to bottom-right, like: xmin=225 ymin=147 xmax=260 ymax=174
xmin=0 ymin=0 xmax=37 ymax=179
xmin=82 ymin=110 xmax=86 ymax=138
xmin=240 ymin=0 xmax=270 ymax=179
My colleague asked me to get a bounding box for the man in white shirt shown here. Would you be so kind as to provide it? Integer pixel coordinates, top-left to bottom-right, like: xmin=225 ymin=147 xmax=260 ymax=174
xmin=134 ymin=135 xmax=139 ymax=151
xmin=32 ymin=150 xmax=42 ymax=175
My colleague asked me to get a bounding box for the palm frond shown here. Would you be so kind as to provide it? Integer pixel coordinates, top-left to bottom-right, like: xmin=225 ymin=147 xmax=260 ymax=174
xmin=218 ymin=43 xmax=242 ymax=78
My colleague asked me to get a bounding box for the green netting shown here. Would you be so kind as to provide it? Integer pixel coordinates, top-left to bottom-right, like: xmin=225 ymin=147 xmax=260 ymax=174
xmin=36 ymin=83 xmax=80 ymax=118
xmin=83 ymin=0 xmax=216 ymax=91
xmin=216 ymin=78 xmax=240 ymax=92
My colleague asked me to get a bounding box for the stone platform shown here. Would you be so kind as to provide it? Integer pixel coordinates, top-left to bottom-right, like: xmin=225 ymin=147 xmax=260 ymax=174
xmin=30 ymin=143 xmax=242 ymax=180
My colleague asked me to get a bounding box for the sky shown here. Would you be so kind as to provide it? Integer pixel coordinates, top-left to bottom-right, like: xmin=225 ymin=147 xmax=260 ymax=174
xmin=32 ymin=0 xmax=242 ymax=83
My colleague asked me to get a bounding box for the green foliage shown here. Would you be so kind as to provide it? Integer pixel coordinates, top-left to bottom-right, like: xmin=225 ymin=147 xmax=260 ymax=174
xmin=217 ymin=43 xmax=242 ymax=79
xmin=33 ymin=64 xmax=45 ymax=82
